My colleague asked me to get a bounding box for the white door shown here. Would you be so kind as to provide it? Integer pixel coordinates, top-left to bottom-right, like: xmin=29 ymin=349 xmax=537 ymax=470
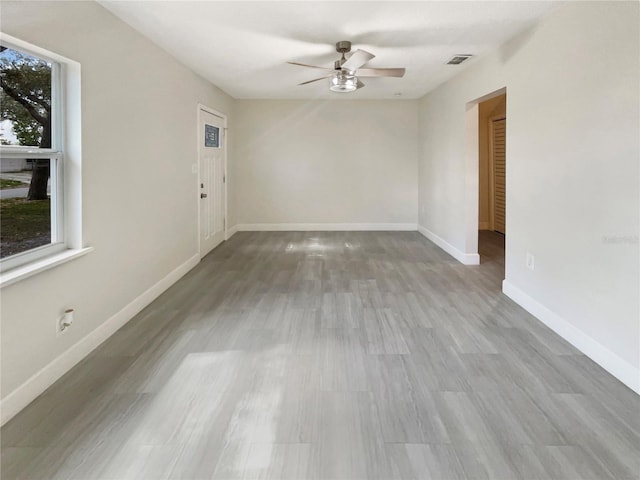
xmin=199 ymin=108 xmax=226 ymax=258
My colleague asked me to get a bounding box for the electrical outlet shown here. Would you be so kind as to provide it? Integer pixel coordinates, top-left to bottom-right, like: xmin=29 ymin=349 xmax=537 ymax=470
xmin=526 ymin=252 xmax=535 ymax=270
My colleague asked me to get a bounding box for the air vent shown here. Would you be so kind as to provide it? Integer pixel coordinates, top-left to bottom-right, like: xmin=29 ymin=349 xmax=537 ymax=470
xmin=447 ymin=54 xmax=473 ymax=65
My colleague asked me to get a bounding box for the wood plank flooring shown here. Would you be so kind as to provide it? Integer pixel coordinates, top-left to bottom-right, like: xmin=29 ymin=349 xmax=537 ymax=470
xmin=2 ymin=231 xmax=639 ymax=479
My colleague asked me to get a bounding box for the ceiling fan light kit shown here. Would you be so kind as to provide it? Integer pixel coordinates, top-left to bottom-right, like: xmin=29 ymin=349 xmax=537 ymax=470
xmin=289 ymin=40 xmax=406 ymax=94
xmin=329 ymin=72 xmax=358 ymax=92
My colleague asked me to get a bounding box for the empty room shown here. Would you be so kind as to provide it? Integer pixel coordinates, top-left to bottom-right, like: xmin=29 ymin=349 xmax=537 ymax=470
xmin=0 ymin=1 xmax=638 ymax=479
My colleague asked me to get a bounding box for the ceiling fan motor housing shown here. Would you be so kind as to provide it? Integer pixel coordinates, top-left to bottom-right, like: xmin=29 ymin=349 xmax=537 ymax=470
xmin=335 ymin=41 xmax=352 ymax=54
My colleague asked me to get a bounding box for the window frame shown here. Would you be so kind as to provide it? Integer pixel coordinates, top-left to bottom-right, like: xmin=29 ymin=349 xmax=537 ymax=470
xmin=0 ymin=34 xmax=86 ymax=282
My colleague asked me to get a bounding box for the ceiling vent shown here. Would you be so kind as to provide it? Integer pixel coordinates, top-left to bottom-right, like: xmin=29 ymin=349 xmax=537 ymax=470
xmin=447 ymin=54 xmax=473 ymax=65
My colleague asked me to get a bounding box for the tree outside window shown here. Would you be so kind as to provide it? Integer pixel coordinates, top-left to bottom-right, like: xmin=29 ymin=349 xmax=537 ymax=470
xmin=0 ymin=46 xmax=53 ymax=259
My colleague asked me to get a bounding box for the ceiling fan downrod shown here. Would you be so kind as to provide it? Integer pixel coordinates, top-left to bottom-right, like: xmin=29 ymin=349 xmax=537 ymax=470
xmin=334 ymin=40 xmax=351 ymax=69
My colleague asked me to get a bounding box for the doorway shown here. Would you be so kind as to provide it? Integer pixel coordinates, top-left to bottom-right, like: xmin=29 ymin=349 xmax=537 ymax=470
xmin=198 ymin=105 xmax=227 ymax=258
xmin=477 ymin=92 xmax=506 ymax=270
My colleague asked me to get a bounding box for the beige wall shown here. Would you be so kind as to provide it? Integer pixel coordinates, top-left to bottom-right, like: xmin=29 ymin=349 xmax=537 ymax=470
xmin=478 ymin=94 xmax=506 ymax=229
xmin=418 ymin=1 xmax=639 ymax=387
xmin=0 ymin=1 xmax=235 ymax=406
xmin=233 ymin=100 xmax=419 ymax=227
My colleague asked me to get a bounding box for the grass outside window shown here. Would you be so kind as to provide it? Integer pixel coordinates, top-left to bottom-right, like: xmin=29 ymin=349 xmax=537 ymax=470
xmin=0 ymin=198 xmax=51 ymax=258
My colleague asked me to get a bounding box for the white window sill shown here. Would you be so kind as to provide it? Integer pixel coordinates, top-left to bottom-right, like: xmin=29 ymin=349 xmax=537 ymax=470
xmin=0 ymin=247 xmax=94 ymax=288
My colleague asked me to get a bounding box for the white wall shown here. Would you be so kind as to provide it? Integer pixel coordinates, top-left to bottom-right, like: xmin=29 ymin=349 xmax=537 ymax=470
xmin=418 ymin=1 xmax=639 ymax=390
xmin=234 ymin=100 xmax=418 ymax=228
xmin=0 ymin=1 xmax=234 ymax=420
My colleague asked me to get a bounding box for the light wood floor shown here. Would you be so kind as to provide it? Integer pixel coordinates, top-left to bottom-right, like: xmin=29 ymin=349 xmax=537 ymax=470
xmin=2 ymin=231 xmax=639 ymax=479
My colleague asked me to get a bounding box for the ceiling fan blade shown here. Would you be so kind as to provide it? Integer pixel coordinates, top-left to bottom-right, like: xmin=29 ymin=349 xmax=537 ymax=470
xmin=341 ymin=49 xmax=375 ymax=71
xmin=288 ymin=61 xmax=333 ymax=71
xmin=356 ymin=67 xmax=406 ymax=78
xmin=356 ymin=79 xmax=365 ymax=90
xmin=298 ymin=75 xmax=331 ymax=86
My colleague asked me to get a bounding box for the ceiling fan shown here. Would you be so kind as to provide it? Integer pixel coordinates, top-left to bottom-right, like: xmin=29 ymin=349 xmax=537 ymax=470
xmin=288 ymin=41 xmax=405 ymax=93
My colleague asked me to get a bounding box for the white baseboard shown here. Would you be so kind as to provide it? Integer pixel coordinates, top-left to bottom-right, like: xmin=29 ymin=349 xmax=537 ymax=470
xmin=236 ymin=223 xmax=418 ymax=232
xmin=417 ymin=225 xmax=480 ymax=265
xmin=503 ymin=280 xmax=640 ymax=394
xmin=226 ymin=224 xmax=239 ymax=240
xmin=0 ymin=254 xmax=200 ymax=426
xmin=478 ymin=222 xmax=490 ymax=230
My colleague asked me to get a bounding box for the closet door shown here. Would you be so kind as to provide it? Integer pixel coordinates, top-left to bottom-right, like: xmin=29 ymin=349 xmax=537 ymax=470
xmin=491 ymin=118 xmax=506 ymax=234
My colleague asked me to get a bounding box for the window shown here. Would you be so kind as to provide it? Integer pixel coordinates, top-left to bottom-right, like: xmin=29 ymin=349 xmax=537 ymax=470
xmin=0 ymin=35 xmax=85 ymax=282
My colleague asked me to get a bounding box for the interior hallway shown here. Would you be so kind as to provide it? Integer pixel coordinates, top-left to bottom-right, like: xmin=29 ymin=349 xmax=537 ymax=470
xmin=2 ymin=231 xmax=638 ymax=479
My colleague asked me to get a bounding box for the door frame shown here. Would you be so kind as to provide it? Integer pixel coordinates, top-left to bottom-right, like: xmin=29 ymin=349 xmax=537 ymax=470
xmin=197 ymin=103 xmax=228 ymax=258
xmin=465 ymin=86 xmax=506 ymax=265
xmin=488 ymin=115 xmax=506 ymax=232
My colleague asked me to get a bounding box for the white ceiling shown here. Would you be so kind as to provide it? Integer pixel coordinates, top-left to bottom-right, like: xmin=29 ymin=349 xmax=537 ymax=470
xmin=98 ymin=1 xmax=561 ymax=100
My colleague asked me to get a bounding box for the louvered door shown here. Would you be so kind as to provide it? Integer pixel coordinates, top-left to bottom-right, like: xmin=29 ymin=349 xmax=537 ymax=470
xmin=491 ymin=118 xmax=506 ymax=234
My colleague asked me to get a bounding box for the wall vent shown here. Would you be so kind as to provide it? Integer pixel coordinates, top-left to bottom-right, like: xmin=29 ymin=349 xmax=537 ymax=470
xmin=447 ymin=54 xmax=473 ymax=65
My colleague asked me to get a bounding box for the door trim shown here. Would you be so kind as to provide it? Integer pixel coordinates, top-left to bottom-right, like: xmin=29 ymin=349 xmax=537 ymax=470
xmin=197 ymin=103 xmax=228 ymax=258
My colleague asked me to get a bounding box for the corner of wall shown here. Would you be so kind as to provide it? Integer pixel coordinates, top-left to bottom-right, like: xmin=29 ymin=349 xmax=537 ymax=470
xmin=417 ymin=225 xmax=480 ymax=265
